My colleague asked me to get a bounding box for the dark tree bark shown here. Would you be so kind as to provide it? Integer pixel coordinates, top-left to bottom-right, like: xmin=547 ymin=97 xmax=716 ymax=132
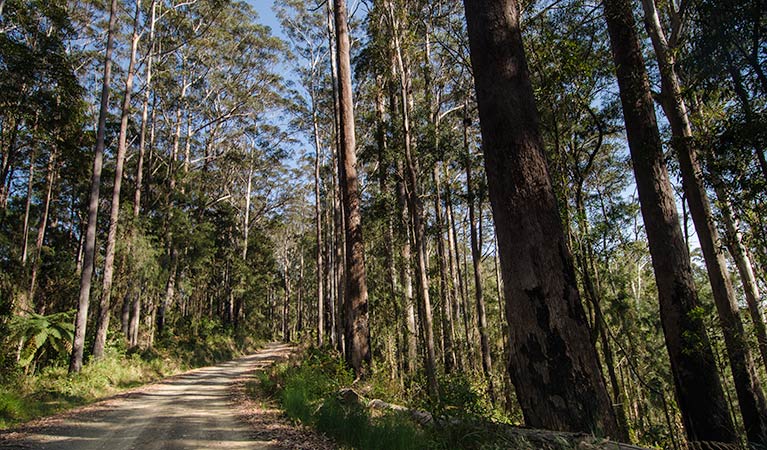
xmin=602 ymin=0 xmax=736 ymax=443
xmin=640 ymin=0 xmax=767 ymax=444
xmin=462 ymin=0 xmax=621 ymax=438
xmin=69 ymin=0 xmax=118 ymax=374
xmin=334 ymin=0 xmax=371 ymax=378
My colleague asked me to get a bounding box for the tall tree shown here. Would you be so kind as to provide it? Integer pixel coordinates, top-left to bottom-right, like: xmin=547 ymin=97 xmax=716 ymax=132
xmin=69 ymin=0 xmax=119 ymax=374
xmin=640 ymin=0 xmax=767 ymax=444
xmin=93 ymin=0 xmax=142 ymax=359
xmin=602 ymin=0 xmax=736 ymax=443
xmin=334 ymin=0 xmax=370 ymax=377
xmin=461 ymin=0 xmax=622 ymax=437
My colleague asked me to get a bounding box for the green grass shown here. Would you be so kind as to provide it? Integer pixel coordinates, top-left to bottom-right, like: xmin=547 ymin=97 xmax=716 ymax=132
xmin=0 ymin=331 xmax=261 ymax=430
xmin=258 ymin=347 xmax=436 ymax=450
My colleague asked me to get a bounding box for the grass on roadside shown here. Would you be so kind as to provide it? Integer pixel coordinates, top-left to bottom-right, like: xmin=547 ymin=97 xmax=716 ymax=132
xmin=0 ymin=326 xmax=262 ymax=430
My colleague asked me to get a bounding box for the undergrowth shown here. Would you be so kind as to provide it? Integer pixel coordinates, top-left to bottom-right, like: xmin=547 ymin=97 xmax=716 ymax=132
xmin=257 ymin=346 xmax=538 ymax=450
xmin=0 ymin=325 xmax=261 ymax=430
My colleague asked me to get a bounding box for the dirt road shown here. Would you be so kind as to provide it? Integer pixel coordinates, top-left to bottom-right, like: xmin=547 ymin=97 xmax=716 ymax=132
xmin=0 ymin=343 xmax=294 ymax=450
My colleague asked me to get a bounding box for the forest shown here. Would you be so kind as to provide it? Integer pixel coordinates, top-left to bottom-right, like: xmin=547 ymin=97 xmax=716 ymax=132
xmin=0 ymin=0 xmax=766 ymax=448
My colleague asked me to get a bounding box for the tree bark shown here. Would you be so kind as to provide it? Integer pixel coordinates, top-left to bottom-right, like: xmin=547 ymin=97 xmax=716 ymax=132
xmin=717 ymin=188 xmax=767 ymax=370
xmin=70 ymin=0 xmax=118 ymax=374
xmin=334 ymin=0 xmax=371 ymax=378
xmin=464 ymin=103 xmax=494 ymax=400
xmin=434 ymin=164 xmax=456 ymax=373
xmin=641 ymin=0 xmax=767 ymax=444
xmin=28 ymin=145 xmax=57 ymax=304
xmin=602 ymin=0 xmax=736 ymax=443
xmin=311 ymin=82 xmax=325 ymax=347
xmin=388 ymin=2 xmax=438 ymax=397
xmin=93 ymin=0 xmax=141 ymax=359
xmin=462 ymin=0 xmax=621 ymax=437
xmin=396 ymin=161 xmax=418 ymax=377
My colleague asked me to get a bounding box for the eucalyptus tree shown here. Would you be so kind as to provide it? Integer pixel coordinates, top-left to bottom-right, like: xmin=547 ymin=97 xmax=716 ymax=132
xmin=275 ymin=0 xmax=333 ymax=347
xmin=639 ymin=0 xmax=767 ymax=444
xmin=69 ymin=0 xmax=118 ymax=374
xmin=601 ymin=0 xmax=736 ymax=443
xmin=461 ymin=0 xmax=622 ymax=437
xmin=334 ymin=0 xmax=371 ymax=377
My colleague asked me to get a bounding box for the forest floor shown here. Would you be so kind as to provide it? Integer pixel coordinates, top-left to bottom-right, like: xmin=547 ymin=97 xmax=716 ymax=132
xmin=0 ymin=343 xmax=332 ymax=450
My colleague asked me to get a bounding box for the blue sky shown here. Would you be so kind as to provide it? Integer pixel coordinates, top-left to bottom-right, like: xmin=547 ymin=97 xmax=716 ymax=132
xmin=246 ymin=1 xmax=284 ymax=39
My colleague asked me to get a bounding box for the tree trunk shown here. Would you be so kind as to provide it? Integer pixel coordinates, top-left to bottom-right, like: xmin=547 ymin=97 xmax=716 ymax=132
xmin=462 ymin=0 xmax=621 ymax=437
xmin=434 ymin=164 xmax=456 ymax=373
xmin=334 ymin=0 xmax=370 ymax=378
xmin=444 ymin=176 xmax=468 ymax=371
xmin=311 ymin=83 xmax=325 ymax=347
xmin=283 ymin=247 xmax=291 ymax=342
xmin=602 ymin=0 xmax=736 ymax=443
xmin=717 ymin=188 xmax=767 ymax=370
xmin=28 ymin=145 xmax=57 ymax=304
xmin=396 ymin=163 xmax=418 ymax=377
xmin=70 ymin=0 xmax=118 ymax=374
xmin=93 ymin=0 xmax=141 ymax=359
xmin=464 ymin=103 xmax=494 ymax=400
xmin=641 ymin=0 xmax=767 ymax=444
xmin=21 ymin=146 xmax=35 ymax=267
xmin=388 ymin=3 xmax=438 ymax=397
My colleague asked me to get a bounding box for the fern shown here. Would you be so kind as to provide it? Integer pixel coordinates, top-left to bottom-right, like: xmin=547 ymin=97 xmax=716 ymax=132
xmin=9 ymin=311 xmax=75 ymax=369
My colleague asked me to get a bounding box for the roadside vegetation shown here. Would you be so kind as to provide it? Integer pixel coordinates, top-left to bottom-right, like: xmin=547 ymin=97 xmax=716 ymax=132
xmin=255 ymin=346 xmax=634 ymax=450
xmin=0 ymin=317 xmax=260 ymax=429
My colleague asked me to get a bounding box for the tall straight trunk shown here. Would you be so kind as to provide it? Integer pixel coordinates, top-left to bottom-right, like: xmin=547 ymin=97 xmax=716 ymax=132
xmin=717 ymin=187 xmax=767 ymax=369
xmin=444 ymin=177 xmax=467 ymax=371
xmin=641 ymin=0 xmax=767 ymax=444
xmin=21 ymin=147 xmax=35 ymax=267
xmin=464 ymin=103 xmax=494 ymax=400
xmin=283 ymin=248 xmax=291 ymax=342
xmin=28 ymin=146 xmax=57 ymax=304
xmin=93 ymin=0 xmax=141 ymax=359
xmin=462 ymin=0 xmax=621 ymax=437
xmin=396 ymin=165 xmax=418 ymax=376
xmin=334 ymin=0 xmax=371 ymax=377
xmin=158 ymin=71 xmax=187 ymax=338
xmin=134 ymin=0 xmax=155 ymax=221
xmin=297 ymin=249 xmax=305 ymax=334
xmin=434 ymin=165 xmax=456 ymax=373
xmin=311 ymin=86 xmax=324 ymax=346
xmin=327 ymin=0 xmax=344 ymax=354
xmin=602 ymin=0 xmax=735 ymax=443
xmin=388 ymin=5 xmax=438 ymax=397
xmin=375 ymin=75 xmax=403 ymax=378
xmin=70 ymin=0 xmax=118 ymax=374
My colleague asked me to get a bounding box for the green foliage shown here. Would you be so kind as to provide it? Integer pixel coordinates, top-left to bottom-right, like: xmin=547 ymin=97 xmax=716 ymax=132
xmin=9 ymin=310 xmax=75 ymax=370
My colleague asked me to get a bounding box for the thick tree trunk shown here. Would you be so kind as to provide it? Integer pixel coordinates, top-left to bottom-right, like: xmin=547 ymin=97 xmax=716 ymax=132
xmin=602 ymin=0 xmax=735 ymax=443
xmin=641 ymin=0 xmax=767 ymax=444
xmin=93 ymin=0 xmax=141 ymax=359
xmin=70 ymin=0 xmax=118 ymax=374
xmin=334 ymin=0 xmax=371 ymax=378
xmin=462 ymin=0 xmax=621 ymax=437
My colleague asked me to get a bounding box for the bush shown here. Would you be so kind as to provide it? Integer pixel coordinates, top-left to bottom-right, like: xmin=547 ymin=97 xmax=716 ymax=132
xmin=261 ymin=347 xmax=433 ymax=450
